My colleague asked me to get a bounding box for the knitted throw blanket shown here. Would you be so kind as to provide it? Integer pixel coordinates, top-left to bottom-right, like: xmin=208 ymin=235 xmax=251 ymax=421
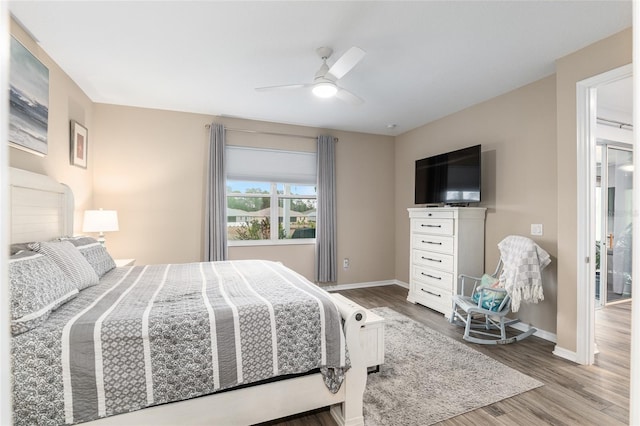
xmin=497 ymin=235 xmax=551 ymax=312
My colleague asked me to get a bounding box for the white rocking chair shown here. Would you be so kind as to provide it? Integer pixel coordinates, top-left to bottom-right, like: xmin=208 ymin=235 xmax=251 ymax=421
xmin=449 ymin=260 xmax=537 ymax=345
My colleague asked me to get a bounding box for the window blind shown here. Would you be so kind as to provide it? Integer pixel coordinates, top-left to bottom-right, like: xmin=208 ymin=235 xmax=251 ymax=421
xmin=226 ymin=146 xmax=317 ymax=184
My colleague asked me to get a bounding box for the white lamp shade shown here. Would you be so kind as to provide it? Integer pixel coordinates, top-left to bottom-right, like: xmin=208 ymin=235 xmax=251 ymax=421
xmin=82 ymin=209 xmax=119 ymax=233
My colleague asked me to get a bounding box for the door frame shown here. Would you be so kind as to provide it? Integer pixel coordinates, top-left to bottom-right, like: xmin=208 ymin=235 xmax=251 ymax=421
xmin=576 ymin=63 xmax=632 ymax=365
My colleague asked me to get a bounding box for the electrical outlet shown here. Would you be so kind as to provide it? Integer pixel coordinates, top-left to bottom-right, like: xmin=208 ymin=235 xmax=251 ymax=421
xmin=343 ymin=258 xmax=350 ymax=269
xmin=531 ymin=224 xmax=543 ymax=236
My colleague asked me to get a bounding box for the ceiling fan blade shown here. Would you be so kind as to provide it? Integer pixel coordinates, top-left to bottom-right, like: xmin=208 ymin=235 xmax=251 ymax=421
xmin=336 ymin=87 xmax=364 ymax=105
xmin=255 ymin=84 xmax=309 ymax=92
xmin=326 ymin=46 xmax=365 ymax=80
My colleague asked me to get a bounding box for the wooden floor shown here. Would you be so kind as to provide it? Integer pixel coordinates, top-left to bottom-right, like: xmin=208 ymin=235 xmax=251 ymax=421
xmin=263 ymin=285 xmax=631 ymax=426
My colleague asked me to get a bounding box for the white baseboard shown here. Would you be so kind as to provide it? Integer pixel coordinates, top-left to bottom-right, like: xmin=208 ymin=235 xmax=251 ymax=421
xmin=508 ymin=320 xmax=557 ymax=343
xmin=552 ymin=345 xmax=578 ymax=363
xmin=393 ymin=280 xmax=409 ymax=289
xmin=324 ymin=280 xmax=408 ymax=292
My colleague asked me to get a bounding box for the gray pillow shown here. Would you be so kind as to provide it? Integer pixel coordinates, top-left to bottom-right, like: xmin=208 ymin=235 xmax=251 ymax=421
xmin=59 ymin=236 xmax=116 ymax=278
xmin=29 ymin=241 xmax=100 ymax=290
xmin=10 ymin=243 xmax=32 ymax=255
xmin=9 ymin=250 xmax=78 ymax=335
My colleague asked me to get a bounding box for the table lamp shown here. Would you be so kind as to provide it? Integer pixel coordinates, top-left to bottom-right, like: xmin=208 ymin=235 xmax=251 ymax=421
xmin=82 ymin=209 xmax=119 ymax=246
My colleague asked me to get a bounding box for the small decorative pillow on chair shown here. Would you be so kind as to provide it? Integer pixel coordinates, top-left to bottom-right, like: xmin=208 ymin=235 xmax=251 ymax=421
xmin=29 ymin=241 xmax=100 ymax=290
xmin=472 ymin=274 xmax=505 ymax=311
xmin=480 ymin=273 xmax=500 ymax=288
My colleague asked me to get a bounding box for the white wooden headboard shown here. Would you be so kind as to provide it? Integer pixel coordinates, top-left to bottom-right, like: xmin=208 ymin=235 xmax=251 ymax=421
xmin=9 ymin=167 xmax=74 ymax=244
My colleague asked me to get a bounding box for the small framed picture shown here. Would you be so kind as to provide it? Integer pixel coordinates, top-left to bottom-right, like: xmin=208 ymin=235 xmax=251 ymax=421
xmin=70 ymin=120 xmax=88 ymax=168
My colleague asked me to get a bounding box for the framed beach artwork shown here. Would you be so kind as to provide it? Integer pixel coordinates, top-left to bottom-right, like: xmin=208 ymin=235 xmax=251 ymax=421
xmin=70 ymin=120 xmax=88 ymax=168
xmin=9 ymin=36 xmax=49 ymax=156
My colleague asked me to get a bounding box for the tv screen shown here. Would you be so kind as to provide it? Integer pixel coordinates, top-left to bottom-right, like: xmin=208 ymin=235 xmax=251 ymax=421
xmin=415 ymin=144 xmax=481 ymax=205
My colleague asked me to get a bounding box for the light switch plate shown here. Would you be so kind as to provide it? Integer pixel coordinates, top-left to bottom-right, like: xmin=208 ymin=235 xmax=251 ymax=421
xmin=531 ymin=224 xmax=543 ymax=236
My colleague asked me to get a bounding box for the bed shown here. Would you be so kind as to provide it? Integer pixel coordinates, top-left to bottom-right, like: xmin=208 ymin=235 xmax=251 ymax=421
xmin=9 ymin=167 xmax=367 ymax=426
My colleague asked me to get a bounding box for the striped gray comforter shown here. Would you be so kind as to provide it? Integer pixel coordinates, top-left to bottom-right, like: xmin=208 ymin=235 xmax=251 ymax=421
xmin=12 ymin=260 xmax=348 ymax=425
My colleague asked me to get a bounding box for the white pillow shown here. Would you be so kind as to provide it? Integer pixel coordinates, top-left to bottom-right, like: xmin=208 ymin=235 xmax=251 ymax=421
xmin=29 ymin=241 xmax=100 ymax=290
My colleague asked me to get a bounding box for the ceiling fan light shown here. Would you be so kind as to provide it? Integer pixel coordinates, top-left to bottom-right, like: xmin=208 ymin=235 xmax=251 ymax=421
xmin=312 ymin=82 xmax=338 ymax=98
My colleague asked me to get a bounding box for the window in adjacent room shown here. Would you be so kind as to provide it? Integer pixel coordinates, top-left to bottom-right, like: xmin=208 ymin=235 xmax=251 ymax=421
xmin=225 ymin=146 xmax=317 ymax=245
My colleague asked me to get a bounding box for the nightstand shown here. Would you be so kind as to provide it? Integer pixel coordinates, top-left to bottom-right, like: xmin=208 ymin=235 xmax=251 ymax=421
xmin=115 ymin=258 xmax=136 ymax=267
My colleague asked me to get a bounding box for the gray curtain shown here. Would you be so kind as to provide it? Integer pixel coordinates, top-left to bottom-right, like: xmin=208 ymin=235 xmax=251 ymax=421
xmin=315 ymin=135 xmax=337 ymax=283
xmin=204 ymin=123 xmax=228 ymax=261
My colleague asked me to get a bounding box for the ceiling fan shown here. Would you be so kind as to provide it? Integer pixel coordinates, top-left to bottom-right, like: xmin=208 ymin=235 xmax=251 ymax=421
xmin=255 ymin=46 xmax=366 ymax=105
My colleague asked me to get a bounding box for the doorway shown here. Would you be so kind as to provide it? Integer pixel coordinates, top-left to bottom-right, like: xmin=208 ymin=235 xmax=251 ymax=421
xmin=595 ymin=142 xmax=633 ymax=308
xmin=576 ymin=63 xmax=632 ymax=365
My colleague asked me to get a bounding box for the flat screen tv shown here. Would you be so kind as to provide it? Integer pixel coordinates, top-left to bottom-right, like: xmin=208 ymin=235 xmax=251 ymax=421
xmin=415 ymin=144 xmax=481 ymax=205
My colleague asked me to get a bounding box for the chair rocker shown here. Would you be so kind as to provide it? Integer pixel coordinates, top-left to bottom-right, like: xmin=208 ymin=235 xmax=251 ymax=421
xmin=449 ymin=260 xmax=537 ymax=345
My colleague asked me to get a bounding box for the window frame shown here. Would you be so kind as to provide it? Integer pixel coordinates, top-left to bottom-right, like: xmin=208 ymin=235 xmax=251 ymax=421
xmin=227 ymin=181 xmax=317 ymax=247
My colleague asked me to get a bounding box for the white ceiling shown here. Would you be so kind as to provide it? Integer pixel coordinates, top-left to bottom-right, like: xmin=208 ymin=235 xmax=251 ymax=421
xmin=9 ymin=1 xmax=632 ymax=136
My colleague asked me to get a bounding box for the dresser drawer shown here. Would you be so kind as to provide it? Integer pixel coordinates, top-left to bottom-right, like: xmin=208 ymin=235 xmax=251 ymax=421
xmin=413 ymin=249 xmax=454 ymax=272
xmin=416 ymin=210 xmax=454 ymax=219
xmin=411 ymin=283 xmax=452 ymax=315
xmin=412 ymin=234 xmax=454 ymax=254
xmin=412 ymin=265 xmax=453 ymax=291
xmin=412 ymin=218 xmax=454 ymax=236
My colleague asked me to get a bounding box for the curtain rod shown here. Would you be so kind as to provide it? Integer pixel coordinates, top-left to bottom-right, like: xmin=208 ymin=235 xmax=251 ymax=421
xmin=205 ymin=124 xmax=338 ymax=142
xmin=597 ymin=117 xmax=633 ymax=130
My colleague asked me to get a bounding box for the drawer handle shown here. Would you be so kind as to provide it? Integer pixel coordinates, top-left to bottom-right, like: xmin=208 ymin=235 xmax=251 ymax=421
xmin=421 ymin=289 xmax=441 ymax=297
xmin=421 ymin=272 xmax=442 ymax=280
xmin=421 ymin=256 xmax=442 ymax=263
xmin=422 ymin=240 xmax=443 ymax=245
xmin=421 ymin=224 xmax=442 ymax=228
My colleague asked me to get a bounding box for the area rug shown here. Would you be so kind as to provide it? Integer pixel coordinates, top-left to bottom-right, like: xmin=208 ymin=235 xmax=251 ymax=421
xmin=363 ymin=307 xmax=543 ymax=425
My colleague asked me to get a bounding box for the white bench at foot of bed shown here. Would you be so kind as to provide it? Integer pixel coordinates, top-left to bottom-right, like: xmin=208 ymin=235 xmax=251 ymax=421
xmin=84 ymin=293 xmax=368 ymax=426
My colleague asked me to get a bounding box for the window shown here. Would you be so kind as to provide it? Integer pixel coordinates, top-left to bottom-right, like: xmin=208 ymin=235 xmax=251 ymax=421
xmin=227 ymin=181 xmax=316 ymax=243
xmin=225 ymin=146 xmax=317 ymax=245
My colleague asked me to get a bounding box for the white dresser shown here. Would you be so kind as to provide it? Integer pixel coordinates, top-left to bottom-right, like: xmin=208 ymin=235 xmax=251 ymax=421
xmin=407 ymin=207 xmax=486 ymax=318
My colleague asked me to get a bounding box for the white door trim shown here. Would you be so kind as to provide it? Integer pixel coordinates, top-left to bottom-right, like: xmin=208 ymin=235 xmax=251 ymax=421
xmin=576 ymin=63 xmax=632 ymax=365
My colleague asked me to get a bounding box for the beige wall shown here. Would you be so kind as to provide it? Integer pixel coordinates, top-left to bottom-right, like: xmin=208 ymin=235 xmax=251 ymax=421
xmin=395 ymin=75 xmax=559 ymax=333
xmin=92 ymin=105 xmax=396 ymax=284
xmin=9 ymin=19 xmax=94 ymax=231
xmin=555 ymin=28 xmax=632 ymax=352
xmin=91 ymin=105 xmax=209 ymax=264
